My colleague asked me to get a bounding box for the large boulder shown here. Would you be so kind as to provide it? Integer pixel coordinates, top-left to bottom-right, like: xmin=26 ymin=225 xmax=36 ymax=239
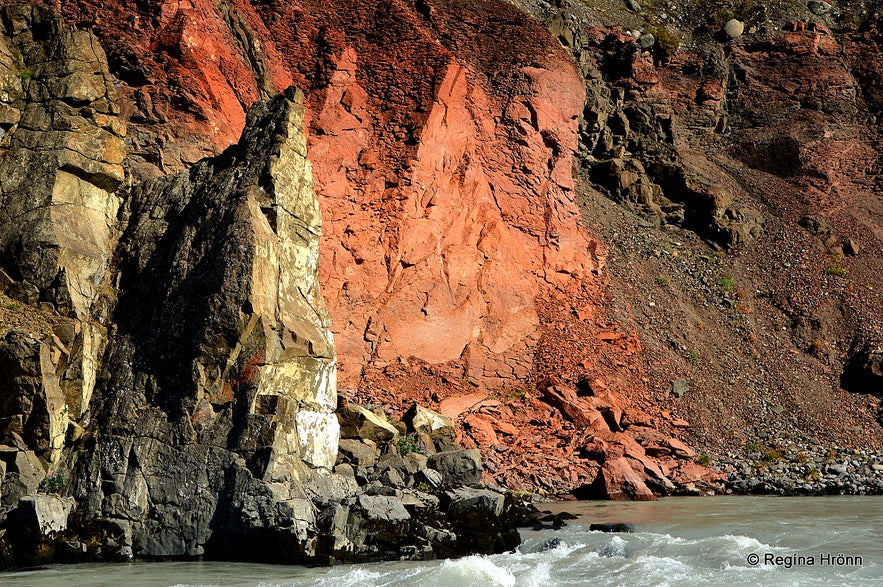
xmin=403 ymin=404 xmax=455 ymax=441
xmin=428 ymin=449 xmax=483 ymax=487
xmin=16 ymin=495 xmax=75 ymax=535
xmin=338 ymin=405 xmax=398 ymax=443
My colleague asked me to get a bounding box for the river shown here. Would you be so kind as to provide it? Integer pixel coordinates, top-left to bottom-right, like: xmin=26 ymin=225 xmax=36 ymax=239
xmin=2 ymin=496 xmax=880 ymax=586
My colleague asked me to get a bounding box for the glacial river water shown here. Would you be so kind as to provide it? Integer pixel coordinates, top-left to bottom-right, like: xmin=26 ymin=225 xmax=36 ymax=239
xmin=2 ymin=496 xmax=881 ymax=586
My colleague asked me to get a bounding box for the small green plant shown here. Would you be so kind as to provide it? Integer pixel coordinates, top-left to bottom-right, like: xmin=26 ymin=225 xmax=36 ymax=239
xmin=805 ymin=467 xmax=821 ymax=482
xmin=695 ymin=455 xmax=712 ymax=467
xmin=718 ymin=273 xmax=735 ymax=293
xmin=824 ymin=263 xmax=848 ymax=277
xmin=745 ymin=442 xmax=763 ymax=453
xmin=415 ymin=481 xmax=433 ymax=493
xmin=761 ymin=448 xmax=783 ymax=463
xmin=38 ymin=471 xmax=66 ymax=494
xmin=397 ymin=434 xmax=426 ymax=456
xmin=507 ymin=387 xmax=528 ymax=401
xmin=19 ymin=68 xmax=31 ymax=80
xmin=686 ymin=349 xmax=699 ymax=364
xmin=655 ymin=276 xmax=669 ymax=286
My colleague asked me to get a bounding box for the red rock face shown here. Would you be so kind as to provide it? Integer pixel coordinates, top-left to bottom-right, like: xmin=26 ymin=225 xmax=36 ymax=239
xmin=54 ymin=0 xmax=883 ymax=497
xmin=61 ymin=0 xmax=601 ymax=392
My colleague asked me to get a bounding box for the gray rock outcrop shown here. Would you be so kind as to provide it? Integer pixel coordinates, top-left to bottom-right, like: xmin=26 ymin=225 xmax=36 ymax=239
xmin=68 ymin=87 xmax=340 ymax=561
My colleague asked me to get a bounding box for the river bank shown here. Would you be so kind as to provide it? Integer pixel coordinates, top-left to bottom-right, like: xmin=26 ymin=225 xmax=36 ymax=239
xmin=2 ymin=496 xmax=880 ymax=587
xmin=710 ymin=440 xmax=883 ymax=496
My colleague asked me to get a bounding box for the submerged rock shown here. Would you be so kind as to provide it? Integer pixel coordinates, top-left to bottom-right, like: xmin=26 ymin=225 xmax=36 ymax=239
xmin=589 ymin=522 xmax=635 ymax=533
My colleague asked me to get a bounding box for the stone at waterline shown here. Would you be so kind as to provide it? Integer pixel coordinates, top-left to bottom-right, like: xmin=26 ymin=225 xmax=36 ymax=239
xmin=442 ymin=487 xmax=505 ymax=516
xmin=428 ymin=449 xmax=483 ymax=487
xmin=590 ymin=522 xmax=635 ymax=533
xmin=5 ymin=494 xmax=75 ymax=553
xmin=574 ymin=457 xmax=657 ymax=501
xmin=357 ymin=494 xmax=411 ymax=522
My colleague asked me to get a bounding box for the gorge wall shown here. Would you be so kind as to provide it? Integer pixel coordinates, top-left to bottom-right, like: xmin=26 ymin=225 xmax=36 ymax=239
xmin=0 ymin=0 xmax=882 ymax=562
xmin=58 ymin=0 xmax=605 ymax=391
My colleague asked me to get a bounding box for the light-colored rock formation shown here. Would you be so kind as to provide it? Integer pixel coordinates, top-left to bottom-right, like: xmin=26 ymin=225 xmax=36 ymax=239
xmin=0 ymin=4 xmax=124 ymax=320
xmin=0 ymin=5 xmax=120 ymax=468
xmin=68 ymin=88 xmax=341 ymax=558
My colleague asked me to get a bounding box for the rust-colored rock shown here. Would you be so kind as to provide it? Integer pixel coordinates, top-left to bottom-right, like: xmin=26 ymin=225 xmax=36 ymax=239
xmin=41 ymin=0 xmax=883 ymax=502
xmin=59 ymin=0 xmax=600 ymax=393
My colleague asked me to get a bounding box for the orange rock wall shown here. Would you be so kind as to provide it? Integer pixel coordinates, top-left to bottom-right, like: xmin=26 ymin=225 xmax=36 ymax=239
xmin=61 ymin=0 xmax=602 ymax=390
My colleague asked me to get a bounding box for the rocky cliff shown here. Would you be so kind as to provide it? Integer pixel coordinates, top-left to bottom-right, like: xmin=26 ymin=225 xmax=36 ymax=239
xmin=0 ymin=0 xmax=882 ymax=566
xmin=0 ymin=3 xmax=527 ymax=566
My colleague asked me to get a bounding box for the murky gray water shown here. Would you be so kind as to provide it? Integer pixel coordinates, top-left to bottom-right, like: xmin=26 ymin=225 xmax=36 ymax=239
xmin=2 ymin=496 xmax=881 ymax=586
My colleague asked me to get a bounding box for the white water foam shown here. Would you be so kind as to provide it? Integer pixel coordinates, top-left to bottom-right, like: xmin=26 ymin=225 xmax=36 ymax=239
xmin=436 ymin=556 xmax=516 ymax=587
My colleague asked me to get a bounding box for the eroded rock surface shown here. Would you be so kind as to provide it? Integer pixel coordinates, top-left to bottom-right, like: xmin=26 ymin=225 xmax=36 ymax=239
xmin=0 ymin=6 xmax=527 ymax=564
xmin=64 ymin=88 xmax=341 ymax=561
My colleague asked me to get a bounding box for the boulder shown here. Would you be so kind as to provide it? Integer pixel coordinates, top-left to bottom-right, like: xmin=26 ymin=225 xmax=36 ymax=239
xmin=576 ymin=457 xmax=656 ymax=501
xmin=357 ymin=494 xmax=411 ymax=522
xmin=540 ymin=385 xmax=606 ymax=429
xmin=338 ymin=405 xmax=398 ymax=443
xmin=443 ymin=487 xmax=505 ymax=516
xmin=338 ymin=439 xmax=379 ymax=468
xmin=589 ymin=522 xmax=635 ymax=533
xmin=404 ymin=404 xmax=455 ymax=441
xmin=665 ymin=437 xmax=696 ymax=458
xmin=428 ymin=449 xmax=483 ymax=487
xmin=723 ymin=19 xmax=745 ymax=39
xmin=16 ymin=494 xmax=75 ymax=535
xmin=402 ymin=452 xmax=429 ymax=475
xmin=415 ymin=468 xmax=445 ymax=489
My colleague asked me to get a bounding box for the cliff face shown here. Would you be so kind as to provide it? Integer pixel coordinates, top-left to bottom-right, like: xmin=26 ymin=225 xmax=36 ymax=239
xmin=1 ymin=0 xmax=882 ymax=540
xmin=58 ymin=0 xmax=605 ymax=392
xmin=0 ymin=4 xmax=533 ymax=565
